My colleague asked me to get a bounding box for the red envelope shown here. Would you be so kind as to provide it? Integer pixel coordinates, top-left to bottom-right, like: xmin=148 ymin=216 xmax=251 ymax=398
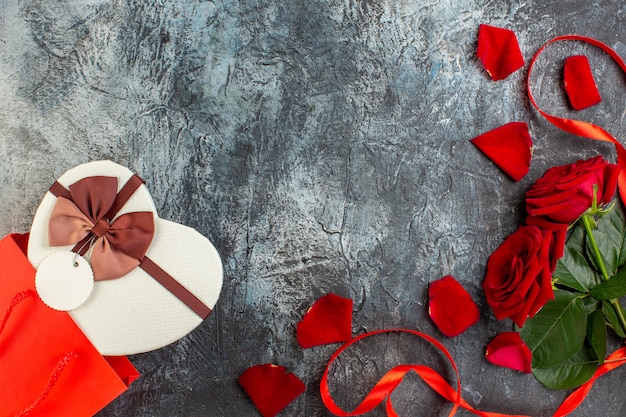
xmin=0 ymin=234 xmax=139 ymax=417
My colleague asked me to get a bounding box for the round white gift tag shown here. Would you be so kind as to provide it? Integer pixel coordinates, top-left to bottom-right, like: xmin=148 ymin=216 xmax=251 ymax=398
xmin=35 ymin=252 xmax=94 ymax=311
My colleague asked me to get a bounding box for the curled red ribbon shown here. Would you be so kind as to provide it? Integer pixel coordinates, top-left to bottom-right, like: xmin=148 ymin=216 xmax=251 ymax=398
xmin=321 ymin=329 xmax=626 ymax=417
xmin=320 ymin=329 xmax=529 ymax=417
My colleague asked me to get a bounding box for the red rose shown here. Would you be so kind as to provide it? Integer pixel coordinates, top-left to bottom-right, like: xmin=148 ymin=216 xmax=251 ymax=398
xmin=525 ymin=156 xmax=619 ymax=229
xmin=483 ymin=225 xmax=554 ymax=328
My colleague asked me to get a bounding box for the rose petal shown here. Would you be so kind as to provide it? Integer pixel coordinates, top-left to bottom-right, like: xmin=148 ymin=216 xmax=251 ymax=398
xmin=601 ymin=163 xmax=620 ymax=205
xmin=564 ymin=55 xmax=602 ymax=110
xmin=428 ymin=275 xmax=480 ymax=337
xmin=471 ymin=122 xmax=533 ymax=181
xmin=508 ymin=280 xmax=541 ymax=328
xmin=485 ymin=332 xmax=532 ymax=374
xmin=239 ymin=364 xmax=306 ymax=417
xmin=549 ymin=226 xmax=567 ymax=270
xmin=477 ymin=24 xmax=525 ymax=81
xmin=523 ymin=220 xmax=568 ymax=273
xmin=297 ymin=293 xmax=353 ymax=348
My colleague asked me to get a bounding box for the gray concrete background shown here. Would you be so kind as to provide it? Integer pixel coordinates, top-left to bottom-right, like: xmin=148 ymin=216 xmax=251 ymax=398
xmin=0 ymin=1 xmax=625 ymax=416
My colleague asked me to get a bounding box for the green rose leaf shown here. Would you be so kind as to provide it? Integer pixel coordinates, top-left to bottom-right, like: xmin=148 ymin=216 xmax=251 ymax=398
xmin=582 ymin=296 xmax=600 ymax=315
xmin=531 ymin=341 xmax=599 ymax=390
xmin=612 ymin=202 xmax=626 ymax=268
xmin=586 ymin=309 xmax=607 ymax=362
xmin=602 ymin=300 xmax=626 ymax=338
xmin=520 ymin=291 xmax=587 ymax=368
xmin=586 ymin=202 xmax=626 ymax=275
xmin=590 ymin=268 xmax=626 ymax=300
xmin=554 ymin=225 xmax=601 ymax=292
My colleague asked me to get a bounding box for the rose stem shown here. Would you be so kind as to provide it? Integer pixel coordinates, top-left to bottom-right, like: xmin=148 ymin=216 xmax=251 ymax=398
xmin=582 ymin=212 xmax=626 ymax=334
xmin=581 ymin=213 xmax=609 ymax=282
xmin=610 ymin=299 xmax=626 ymax=337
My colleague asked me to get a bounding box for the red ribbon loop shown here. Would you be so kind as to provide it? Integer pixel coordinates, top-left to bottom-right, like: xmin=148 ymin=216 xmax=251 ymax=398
xmin=321 ymin=329 xmax=626 ymax=417
xmin=321 ymin=329 xmax=529 ymax=417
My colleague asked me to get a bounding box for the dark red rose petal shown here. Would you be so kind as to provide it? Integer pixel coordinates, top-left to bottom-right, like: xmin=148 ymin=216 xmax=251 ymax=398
xmin=471 ymin=122 xmax=533 ymax=181
xmin=297 ymin=293 xmax=353 ymax=348
xmin=524 ymin=215 xmax=567 ymax=272
xmin=428 ymin=275 xmax=480 ymax=337
xmin=485 ymin=332 xmax=532 ymax=374
xmin=239 ymin=364 xmax=306 ymax=417
xmin=549 ymin=227 xmax=567 ymax=269
xmin=601 ymin=163 xmax=620 ymax=205
xmin=509 ymin=278 xmax=541 ymax=327
xmin=564 ymin=55 xmax=602 ymax=110
xmin=477 ymin=24 xmax=525 ymax=81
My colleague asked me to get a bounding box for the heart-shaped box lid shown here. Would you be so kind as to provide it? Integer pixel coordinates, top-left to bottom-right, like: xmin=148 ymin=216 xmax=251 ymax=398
xmin=28 ymin=160 xmax=223 ymax=355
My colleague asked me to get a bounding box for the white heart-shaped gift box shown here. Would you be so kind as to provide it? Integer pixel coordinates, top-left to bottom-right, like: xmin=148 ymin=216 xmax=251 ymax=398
xmin=28 ymin=160 xmax=223 ymax=356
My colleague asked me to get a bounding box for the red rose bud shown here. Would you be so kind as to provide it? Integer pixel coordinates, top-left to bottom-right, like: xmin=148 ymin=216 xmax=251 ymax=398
xmin=483 ymin=225 xmax=554 ymax=328
xmin=477 ymin=24 xmax=525 ymax=81
xmin=485 ymin=332 xmax=532 ymax=374
xmin=525 ymin=156 xmax=620 ymax=228
xmin=239 ymin=364 xmax=306 ymax=417
xmin=470 ymin=122 xmax=533 ymax=181
xmin=564 ymin=55 xmax=602 ymax=110
xmin=428 ymin=275 xmax=480 ymax=337
xmin=297 ymin=293 xmax=353 ymax=348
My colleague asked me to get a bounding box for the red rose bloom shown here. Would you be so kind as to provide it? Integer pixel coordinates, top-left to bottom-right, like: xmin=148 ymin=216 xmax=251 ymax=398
xmin=525 ymin=156 xmax=619 ymax=229
xmin=483 ymin=225 xmax=554 ymax=328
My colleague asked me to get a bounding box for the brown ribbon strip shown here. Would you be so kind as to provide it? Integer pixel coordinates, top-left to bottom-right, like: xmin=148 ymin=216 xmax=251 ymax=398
xmin=72 ymin=233 xmax=94 ymax=257
xmin=49 ymin=181 xmax=71 ymax=201
xmin=48 ymin=175 xmax=212 ymax=319
xmin=105 ymin=174 xmax=144 ymax=221
xmin=140 ymin=256 xmax=212 ymax=319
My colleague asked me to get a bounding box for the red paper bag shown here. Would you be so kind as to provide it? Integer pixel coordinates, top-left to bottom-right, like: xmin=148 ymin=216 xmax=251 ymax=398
xmin=0 ymin=234 xmax=139 ymax=417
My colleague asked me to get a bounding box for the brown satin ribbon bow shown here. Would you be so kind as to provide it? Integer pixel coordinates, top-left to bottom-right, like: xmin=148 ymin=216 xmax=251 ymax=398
xmin=48 ymin=176 xmax=154 ymax=281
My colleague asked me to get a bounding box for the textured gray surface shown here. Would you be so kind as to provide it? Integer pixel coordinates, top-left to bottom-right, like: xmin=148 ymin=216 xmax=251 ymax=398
xmin=0 ymin=1 xmax=625 ymax=416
